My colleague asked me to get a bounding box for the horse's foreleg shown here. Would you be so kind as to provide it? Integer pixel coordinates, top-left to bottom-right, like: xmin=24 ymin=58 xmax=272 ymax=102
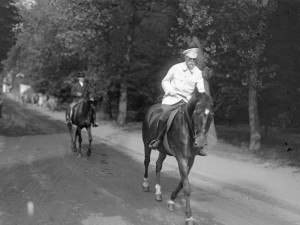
xmin=155 ymin=152 xmax=167 ymax=202
xmin=86 ymin=126 xmax=92 ymax=157
xmin=169 ymin=158 xmax=195 ymax=224
xmin=143 ymin=145 xmax=151 ymax=192
xmin=170 ymin=161 xmax=193 ymax=202
xmin=76 ymin=128 xmax=82 ymax=157
xmin=67 ymin=123 xmax=76 ymax=152
xmin=171 ymin=181 xmax=183 ymax=201
xmin=181 ymin=158 xmax=195 ymax=224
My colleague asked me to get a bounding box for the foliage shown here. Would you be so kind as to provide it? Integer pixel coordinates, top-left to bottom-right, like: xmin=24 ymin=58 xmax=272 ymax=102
xmin=2 ymin=0 xmax=300 ymax=128
xmin=173 ymin=0 xmax=277 ymax=122
xmin=3 ymin=0 xmax=179 ymax=111
xmin=0 ymin=0 xmax=20 ymax=71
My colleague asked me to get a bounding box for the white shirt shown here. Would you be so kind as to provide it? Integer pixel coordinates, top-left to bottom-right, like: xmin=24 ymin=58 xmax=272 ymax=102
xmin=79 ymin=81 xmax=84 ymax=87
xmin=161 ymin=62 xmax=205 ymax=105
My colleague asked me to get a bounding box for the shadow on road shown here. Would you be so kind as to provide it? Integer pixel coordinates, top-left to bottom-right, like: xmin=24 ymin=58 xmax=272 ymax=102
xmin=0 ymin=96 xmax=67 ymax=137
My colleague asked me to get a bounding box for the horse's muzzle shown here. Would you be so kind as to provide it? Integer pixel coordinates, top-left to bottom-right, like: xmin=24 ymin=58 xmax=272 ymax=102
xmin=193 ymin=142 xmax=207 ymax=149
xmin=193 ymin=134 xmax=207 ymax=149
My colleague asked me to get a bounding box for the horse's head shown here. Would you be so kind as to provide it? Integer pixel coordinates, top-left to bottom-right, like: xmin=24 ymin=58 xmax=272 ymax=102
xmin=191 ymin=92 xmax=214 ymax=150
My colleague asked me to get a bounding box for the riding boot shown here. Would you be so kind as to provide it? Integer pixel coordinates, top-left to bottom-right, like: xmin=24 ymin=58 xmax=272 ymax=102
xmin=92 ymin=120 xmax=98 ymax=127
xmin=148 ymin=120 xmax=167 ymax=150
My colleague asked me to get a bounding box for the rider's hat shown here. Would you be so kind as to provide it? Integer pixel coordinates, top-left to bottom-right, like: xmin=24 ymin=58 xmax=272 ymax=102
xmin=183 ymin=48 xmax=199 ymax=59
xmin=76 ymin=72 xmax=85 ymax=78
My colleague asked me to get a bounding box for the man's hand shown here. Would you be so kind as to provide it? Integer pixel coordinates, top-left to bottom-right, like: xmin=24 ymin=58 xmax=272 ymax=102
xmin=76 ymin=92 xmax=82 ymax=97
xmin=168 ymin=89 xmax=176 ymax=96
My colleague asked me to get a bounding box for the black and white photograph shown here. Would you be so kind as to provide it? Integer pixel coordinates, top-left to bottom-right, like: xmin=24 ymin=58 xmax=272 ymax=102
xmin=0 ymin=0 xmax=299 ymax=224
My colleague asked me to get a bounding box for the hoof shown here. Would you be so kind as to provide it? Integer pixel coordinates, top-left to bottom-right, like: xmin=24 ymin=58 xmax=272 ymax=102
xmin=155 ymin=194 xmax=162 ymax=202
xmin=143 ymin=186 xmax=150 ymax=192
xmin=71 ymin=146 xmax=77 ymax=152
xmin=167 ymin=201 xmax=175 ymax=212
xmin=185 ymin=217 xmax=194 ymax=225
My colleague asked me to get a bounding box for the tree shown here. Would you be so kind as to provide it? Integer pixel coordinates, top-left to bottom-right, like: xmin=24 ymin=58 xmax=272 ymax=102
xmin=98 ymin=0 xmax=179 ymax=124
xmin=3 ymin=0 xmax=180 ymax=124
xmin=3 ymin=0 xmax=112 ymax=97
xmin=0 ymin=0 xmax=20 ymax=71
xmin=175 ymin=0 xmax=277 ymax=150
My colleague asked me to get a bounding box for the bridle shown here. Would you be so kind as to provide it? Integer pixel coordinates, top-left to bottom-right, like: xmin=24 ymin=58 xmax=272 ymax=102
xmin=187 ymin=99 xmax=213 ymax=140
xmin=173 ymin=92 xmax=213 ymax=142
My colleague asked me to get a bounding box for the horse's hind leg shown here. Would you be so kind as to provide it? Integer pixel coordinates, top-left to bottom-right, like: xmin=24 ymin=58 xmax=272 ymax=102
xmin=86 ymin=126 xmax=92 ymax=157
xmin=143 ymin=144 xmax=151 ymax=192
xmin=155 ymin=152 xmax=167 ymax=202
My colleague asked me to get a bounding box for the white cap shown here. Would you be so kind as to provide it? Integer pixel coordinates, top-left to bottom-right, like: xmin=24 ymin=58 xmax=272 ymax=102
xmin=183 ymin=48 xmax=199 ymax=59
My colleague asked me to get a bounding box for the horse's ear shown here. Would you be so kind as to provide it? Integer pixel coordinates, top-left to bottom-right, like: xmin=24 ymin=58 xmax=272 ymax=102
xmin=193 ymin=87 xmax=201 ymax=96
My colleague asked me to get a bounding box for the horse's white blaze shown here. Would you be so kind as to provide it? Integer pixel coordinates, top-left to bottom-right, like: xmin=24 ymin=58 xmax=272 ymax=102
xmin=155 ymin=184 xmax=161 ymax=195
xmin=143 ymin=178 xmax=149 ymax=188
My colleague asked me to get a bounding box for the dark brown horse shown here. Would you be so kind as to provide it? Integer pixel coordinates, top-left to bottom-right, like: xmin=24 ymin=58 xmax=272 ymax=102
xmin=142 ymin=90 xmax=213 ymax=225
xmin=66 ymin=98 xmax=93 ymax=157
xmin=0 ymin=95 xmax=3 ymax=119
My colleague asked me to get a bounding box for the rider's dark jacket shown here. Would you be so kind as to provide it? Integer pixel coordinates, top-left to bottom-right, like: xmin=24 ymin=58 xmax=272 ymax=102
xmin=71 ymin=82 xmax=91 ymax=102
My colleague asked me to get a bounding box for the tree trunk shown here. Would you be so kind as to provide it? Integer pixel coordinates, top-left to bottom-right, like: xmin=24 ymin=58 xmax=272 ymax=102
xmin=99 ymin=91 xmax=113 ymax=120
xmin=116 ymin=3 xmax=135 ymax=125
xmin=117 ymin=82 xmax=127 ymax=125
xmin=248 ymin=67 xmax=261 ymax=151
xmin=248 ymin=0 xmax=271 ymax=151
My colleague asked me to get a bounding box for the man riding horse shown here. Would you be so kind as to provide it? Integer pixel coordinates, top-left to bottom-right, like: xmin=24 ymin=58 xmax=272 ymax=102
xmin=66 ymin=72 xmax=98 ymax=127
xmin=148 ymin=47 xmax=208 ymax=156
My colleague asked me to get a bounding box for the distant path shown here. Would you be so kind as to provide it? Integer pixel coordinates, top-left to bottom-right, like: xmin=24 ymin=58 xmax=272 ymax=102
xmin=0 ymin=95 xmax=299 ymax=225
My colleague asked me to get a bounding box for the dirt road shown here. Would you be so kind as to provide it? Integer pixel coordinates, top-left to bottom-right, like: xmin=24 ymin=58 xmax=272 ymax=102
xmin=0 ymin=96 xmax=299 ymax=225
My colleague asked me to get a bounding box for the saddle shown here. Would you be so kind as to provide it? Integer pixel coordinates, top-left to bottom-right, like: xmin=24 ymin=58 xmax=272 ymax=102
xmin=148 ymin=105 xmax=181 ymax=156
xmin=66 ymin=99 xmax=90 ymax=124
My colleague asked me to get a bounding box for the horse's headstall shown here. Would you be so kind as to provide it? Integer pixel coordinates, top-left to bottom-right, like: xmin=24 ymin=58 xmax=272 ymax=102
xmin=192 ymin=108 xmax=214 ymax=136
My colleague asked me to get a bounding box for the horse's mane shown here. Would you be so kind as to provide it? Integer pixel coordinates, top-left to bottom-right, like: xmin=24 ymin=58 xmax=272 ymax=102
xmin=193 ymin=89 xmax=213 ymax=112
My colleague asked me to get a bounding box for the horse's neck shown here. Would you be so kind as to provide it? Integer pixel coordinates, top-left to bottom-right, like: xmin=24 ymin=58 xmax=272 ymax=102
xmin=82 ymin=100 xmax=90 ymax=109
xmin=78 ymin=99 xmax=90 ymax=111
